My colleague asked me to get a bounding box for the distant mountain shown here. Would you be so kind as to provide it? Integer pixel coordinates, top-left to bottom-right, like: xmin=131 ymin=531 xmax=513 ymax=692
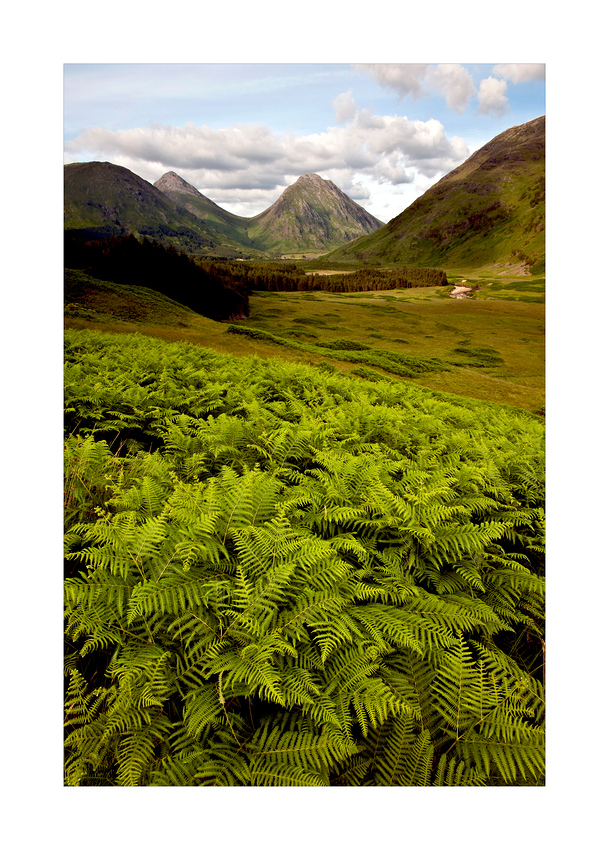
xmin=245 ymin=173 xmax=384 ymax=254
xmin=66 ymin=164 xmax=383 ymax=258
xmin=64 ymin=161 xmax=232 ymax=254
xmin=153 ymin=171 xmax=258 ymax=254
xmin=325 ymin=116 xmax=545 ymax=271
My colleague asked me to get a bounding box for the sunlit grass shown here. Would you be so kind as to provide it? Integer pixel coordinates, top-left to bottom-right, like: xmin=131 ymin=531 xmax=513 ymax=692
xmin=65 ymin=269 xmax=545 ymax=414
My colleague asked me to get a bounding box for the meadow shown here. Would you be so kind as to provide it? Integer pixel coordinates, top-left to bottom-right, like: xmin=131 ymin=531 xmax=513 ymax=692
xmin=65 ymin=268 xmax=545 ymax=415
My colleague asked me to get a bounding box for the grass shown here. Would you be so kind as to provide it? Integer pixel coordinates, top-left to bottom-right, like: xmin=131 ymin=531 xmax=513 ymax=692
xmin=64 ymin=268 xmax=545 ymax=414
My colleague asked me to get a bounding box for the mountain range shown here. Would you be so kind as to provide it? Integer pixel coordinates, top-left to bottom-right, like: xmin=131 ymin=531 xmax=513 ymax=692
xmin=64 ymin=115 xmax=544 ymax=270
xmin=64 ymin=165 xmax=383 ymax=258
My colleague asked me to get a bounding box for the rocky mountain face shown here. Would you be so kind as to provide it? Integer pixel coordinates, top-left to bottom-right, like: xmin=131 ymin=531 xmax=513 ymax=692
xmin=326 ymin=116 xmax=545 ymax=271
xmin=245 ymin=173 xmax=384 ymax=254
xmin=154 ymin=171 xmax=202 ymax=198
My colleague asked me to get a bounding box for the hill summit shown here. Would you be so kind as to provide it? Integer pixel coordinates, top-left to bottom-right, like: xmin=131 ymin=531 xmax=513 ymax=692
xmin=154 ymin=171 xmax=201 ymax=197
xmin=246 ymin=173 xmax=383 ymax=254
xmin=63 ymin=161 xmax=223 ymax=253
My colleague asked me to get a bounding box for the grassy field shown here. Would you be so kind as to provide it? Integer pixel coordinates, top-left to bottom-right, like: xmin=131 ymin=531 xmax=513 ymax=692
xmin=64 ymin=268 xmax=545 ymax=414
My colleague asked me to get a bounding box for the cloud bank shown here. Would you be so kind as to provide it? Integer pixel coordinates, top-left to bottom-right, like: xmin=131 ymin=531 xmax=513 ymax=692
xmin=65 ymin=103 xmax=469 ymax=218
xmin=493 ymin=63 xmax=545 ymax=83
xmin=354 ymin=63 xmax=477 ymax=113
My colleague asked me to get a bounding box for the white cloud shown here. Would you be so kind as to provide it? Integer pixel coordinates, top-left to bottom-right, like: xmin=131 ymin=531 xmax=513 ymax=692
xmin=65 ymin=108 xmax=469 ymax=217
xmin=355 ymin=63 xmax=478 ymax=114
xmin=424 ymin=64 xmax=476 ymax=113
xmin=354 ymin=64 xmax=430 ymax=99
xmin=333 ymin=90 xmax=357 ymax=124
xmin=493 ymin=63 xmax=545 ymax=83
xmin=477 ymin=77 xmax=509 ymax=117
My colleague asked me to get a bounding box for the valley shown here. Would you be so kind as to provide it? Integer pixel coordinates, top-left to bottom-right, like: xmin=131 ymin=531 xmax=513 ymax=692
xmin=63 ymin=112 xmax=546 ymax=787
xmin=65 ymin=266 xmax=545 ymax=414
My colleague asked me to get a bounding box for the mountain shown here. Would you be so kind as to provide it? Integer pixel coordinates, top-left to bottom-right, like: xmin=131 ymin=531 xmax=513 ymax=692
xmin=64 ymin=161 xmax=238 ymax=254
xmin=325 ymin=116 xmax=545 ymax=271
xmin=154 ymin=170 xmax=384 ymax=256
xmin=153 ymin=171 xmax=258 ymax=254
xmin=66 ymin=164 xmax=384 ymax=258
xmin=245 ymin=173 xmax=384 ymax=254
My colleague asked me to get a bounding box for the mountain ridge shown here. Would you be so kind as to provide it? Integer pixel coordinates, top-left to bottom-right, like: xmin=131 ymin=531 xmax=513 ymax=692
xmin=66 ymin=164 xmax=384 ymax=258
xmin=64 ymin=161 xmax=227 ymax=253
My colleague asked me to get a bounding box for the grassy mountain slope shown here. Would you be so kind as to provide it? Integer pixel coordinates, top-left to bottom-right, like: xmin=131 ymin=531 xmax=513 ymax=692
xmin=325 ymin=117 xmax=545 ymax=271
xmin=246 ymin=173 xmax=384 ymax=255
xmin=153 ymin=171 xmax=261 ymax=255
xmin=64 ymin=161 xmax=240 ymax=255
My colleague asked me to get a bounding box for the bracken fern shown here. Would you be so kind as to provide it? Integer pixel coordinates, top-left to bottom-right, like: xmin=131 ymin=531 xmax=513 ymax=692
xmin=64 ymin=329 xmax=544 ymax=785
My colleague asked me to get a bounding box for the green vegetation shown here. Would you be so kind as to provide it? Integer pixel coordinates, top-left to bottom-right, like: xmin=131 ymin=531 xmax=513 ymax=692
xmin=189 ymin=259 xmax=445 ymax=293
xmin=225 ymin=323 xmax=446 ymax=379
xmin=63 ymin=117 xmax=546 ymax=787
xmin=65 ymin=270 xmax=545 ymax=414
xmin=65 ymin=234 xmax=249 ymax=321
xmin=327 ymin=117 xmax=545 ymax=272
xmin=65 ymin=329 xmax=544 ymax=786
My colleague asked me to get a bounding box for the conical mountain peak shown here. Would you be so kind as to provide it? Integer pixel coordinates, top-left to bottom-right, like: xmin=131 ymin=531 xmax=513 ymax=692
xmin=154 ymin=171 xmax=202 ymax=198
xmin=246 ymin=173 xmax=383 ymax=253
xmin=295 ymin=172 xmax=326 ymax=183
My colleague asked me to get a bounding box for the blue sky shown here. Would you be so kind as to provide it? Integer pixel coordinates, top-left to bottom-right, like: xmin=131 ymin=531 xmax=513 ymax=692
xmin=64 ymin=63 xmax=545 ymax=222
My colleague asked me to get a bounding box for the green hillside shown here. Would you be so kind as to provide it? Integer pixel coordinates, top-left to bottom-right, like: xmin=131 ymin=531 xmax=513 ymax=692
xmin=153 ymin=171 xmax=262 ymax=257
xmin=325 ymin=117 xmax=545 ymax=272
xmin=64 ymin=162 xmax=237 ymax=255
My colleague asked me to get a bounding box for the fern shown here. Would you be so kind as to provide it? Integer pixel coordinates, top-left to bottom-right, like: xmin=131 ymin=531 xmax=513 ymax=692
xmin=64 ymin=329 xmax=545 ymax=785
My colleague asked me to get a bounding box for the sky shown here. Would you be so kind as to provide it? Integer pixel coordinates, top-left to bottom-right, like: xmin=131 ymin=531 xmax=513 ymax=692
xmin=64 ymin=63 xmax=545 ymax=223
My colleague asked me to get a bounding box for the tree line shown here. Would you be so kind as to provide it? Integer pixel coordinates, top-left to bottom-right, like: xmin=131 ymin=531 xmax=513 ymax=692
xmin=303 ymin=266 xmax=447 ymax=292
xmin=65 ymin=233 xmax=447 ymax=322
xmin=64 ymin=233 xmax=249 ymax=321
xmin=194 ymin=259 xmax=447 ymax=293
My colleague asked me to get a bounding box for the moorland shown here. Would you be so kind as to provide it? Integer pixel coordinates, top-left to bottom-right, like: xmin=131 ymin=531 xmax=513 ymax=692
xmin=65 ymin=264 xmax=545 ymax=414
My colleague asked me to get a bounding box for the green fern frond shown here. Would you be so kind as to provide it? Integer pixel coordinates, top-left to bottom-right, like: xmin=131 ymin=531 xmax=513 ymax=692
xmin=248 ymin=761 xmax=327 ymax=786
xmin=432 ymin=753 xmax=488 ymax=786
xmin=183 ymin=683 xmax=224 ymax=738
xmin=115 ymin=721 xmax=171 ymax=786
